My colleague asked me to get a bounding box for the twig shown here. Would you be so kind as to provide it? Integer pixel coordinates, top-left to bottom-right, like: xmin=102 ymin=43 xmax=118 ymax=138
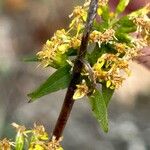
xmin=52 ymin=0 xmax=98 ymax=140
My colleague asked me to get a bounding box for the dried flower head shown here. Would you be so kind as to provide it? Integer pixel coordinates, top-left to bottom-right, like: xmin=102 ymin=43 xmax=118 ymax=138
xmin=90 ymin=29 xmax=116 ymax=46
xmin=0 ymin=139 xmax=13 ymax=150
xmin=33 ymin=124 xmax=48 ymax=140
xmin=47 ymin=136 xmax=63 ymax=150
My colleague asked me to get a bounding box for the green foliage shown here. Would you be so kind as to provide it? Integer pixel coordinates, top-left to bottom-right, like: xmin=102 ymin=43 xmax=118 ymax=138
xmin=89 ymin=89 xmax=108 ymax=132
xmin=102 ymin=84 xmax=114 ymax=107
xmin=27 ymin=0 xmax=150 ymax=134
xmin=28 ymin=65 xmax=71 ymax=102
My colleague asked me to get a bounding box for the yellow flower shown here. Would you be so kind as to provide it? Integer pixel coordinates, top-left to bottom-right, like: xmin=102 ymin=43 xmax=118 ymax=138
xmin=70 ymin=37 xmax=81 ymax=49
xmin=69 ymin=5 xmax=87 ymax=33
xmin=33 ymin=124 xmax=48 ymax=141
xmin=37 ymin=29 xmax=70 ymax=67
xmin=47 ymin=136 xmax=63 ymax=150
xmin=73 ymin=80 xmax=89 ymax=100
xmin=69 ymin=6 xmax=87 ymax=19
xmin=92 ymin=53 xmax=131 ymax=89
xmin=133 ymin=16 xmax=150 ymax=34
xmin=114 ymin=43 xmax=126 ymax=54
xmin=29 ymin=144 xmax=44 ymax=150
xmin=0 ymin=139 xmax=12 ymax=150
xmin=90 ymin=29 xmax=116 ymax=46
xmin=98 ymin=0 xmax=109 ymax=7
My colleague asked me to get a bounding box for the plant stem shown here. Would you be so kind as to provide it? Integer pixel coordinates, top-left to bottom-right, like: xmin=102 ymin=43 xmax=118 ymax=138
xmin=52 ymin=0 xmax=98 ymax=140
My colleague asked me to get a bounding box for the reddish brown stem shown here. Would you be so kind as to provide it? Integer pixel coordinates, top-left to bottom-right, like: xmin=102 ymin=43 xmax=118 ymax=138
xmin=52 ymin=0 xmax=98 ymax=140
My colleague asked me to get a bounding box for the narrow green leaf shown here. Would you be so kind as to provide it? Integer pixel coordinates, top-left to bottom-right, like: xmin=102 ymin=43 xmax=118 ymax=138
xmin=28 ymin=65 xmax=71 ymax=102
xmin=116 ymin=16 xmax=137 ymax=33
xmin=115 ymin=32 xmax=132 ymax=43
xmin=102 ymin=84 xmax=114 ymax=107
xmin=117 ymin=16 xmax=135 ymax=27
xmin=117 ymin=26 xmax=137 ymax=33
xmin=116 ymin=0 xmax=130 ymax=14
xmin=89 ymin=89 xmax=109 ymax=132
xmin=101 ymin=6 xmax=110 ymax=23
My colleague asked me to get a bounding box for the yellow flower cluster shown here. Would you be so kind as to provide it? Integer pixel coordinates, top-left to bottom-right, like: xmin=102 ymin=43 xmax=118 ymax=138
xmin=98 ymin=0 xmax=109 ymax=7
xmin=69 ymin=6 xmax=87 ymax=32
xmin=0 ymin=123 xmax=64 ymax=150
xmin=37 ymin=0 xmax=112 ymax=68
xmin=37 ymin=29 xmax=70 ymax=67
xmin=93 ymin=53 xmax=129 ymax=89
xmin=32 ymin=124 xmax=49 ymax=140
xmin=114 ymin=42 xmax=141 ymax=60
xmin=36 ymin=0 xmax=150 ymax=98
xmin=90 ymin=29 xmax=116 ymax=46
xmin=47 ymin=136 xmax=63 ymax=150
xmin=133 ymin=16 xmax=150 ymax=45
xmin=37 ymin=29 xmax=82 ymax=67
xmin=130 ymin=3 xmax=150 ymax=45
xmin=0 ymin=139 xmax=13 ymax=150
xmin=29 ymin=136 xmax=63 ymax=150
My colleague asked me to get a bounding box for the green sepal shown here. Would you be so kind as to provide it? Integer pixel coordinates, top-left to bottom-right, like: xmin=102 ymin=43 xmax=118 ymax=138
xmin=89 ymin=89 xmax=109 ymax=132
xmin=28 ymin=65 xmax=71 ymax=102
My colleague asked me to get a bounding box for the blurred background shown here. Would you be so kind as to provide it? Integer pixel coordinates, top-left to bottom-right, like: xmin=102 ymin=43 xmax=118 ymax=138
xmin=0 ymin=0 xmax=150 ymax=149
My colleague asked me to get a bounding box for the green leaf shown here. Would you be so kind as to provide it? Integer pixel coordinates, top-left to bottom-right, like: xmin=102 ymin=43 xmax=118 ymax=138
xmin=101 ymin=6 xmax=110 ymax=24
xmin=115 ymin=32 xmax=132 ymax=43
xmin=23 ymin=55 xmax=39 ymax=62
xmin=117 ymin=26 xmax=137 ymax=33
xmin=89 ymin=89 xmax=109 ymax=132
xmin=116 ymin=0 xmax=130 ymax=14
xmin=28 ymin=65 xmax=71 ymax=102
xmin=116 ymin=16 xmax=137 ymax=33
xmin=102 ymin=84 xmax=114 ymax=107
xmin=117 ymin=16 xmax=135 ymax=27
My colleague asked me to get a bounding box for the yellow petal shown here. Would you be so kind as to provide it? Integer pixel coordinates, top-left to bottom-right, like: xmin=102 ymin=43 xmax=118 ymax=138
xmin=97 ymin=8 xmax=102 ymax=15
xmin=73 ymin=89 xmax=85 ymax=100
xmin=106 ymin=80 xmax=111 ymax=88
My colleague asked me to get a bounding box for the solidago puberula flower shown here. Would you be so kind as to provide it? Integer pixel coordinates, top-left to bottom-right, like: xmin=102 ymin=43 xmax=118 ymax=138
xmin=36 ymin=0 xmax=150 ymax=99
xmin=93 ymin=54 xmax=129 ymax=89
xmin=0 ymin=123 xmax=64 ymax=150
